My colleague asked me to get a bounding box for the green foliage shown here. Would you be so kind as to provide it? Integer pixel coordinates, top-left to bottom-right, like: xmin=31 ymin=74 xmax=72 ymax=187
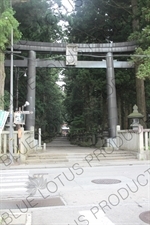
xmin=35 ymin=68 xmax=64 ymax=138
xmin=0 ymin=0 xmax=10 ymax=14
xmin=64 ymin=68 xmax=106 ymax=135
xmin=3 ymin=0 xmax=150 ymax=138
xmin=4 ymin=90 xmax=9 ymax=110
xmin=135 ymin=48 xmax=150 ymax=79
xmin=13 ymin=0 xmax=62 ymax=41
xmin=66 ymin=0 xmax=132 ymax=43
xmin=129 ymin=0 xmax=150 ymax=79
xmin=63 ymin=0 xmax=137 ymax=136
xmin=0 ymin=90 xmax=12 ymax=111
xmin=2 ymin=0 xmax=65 ymax=137
xmin=70 ymin=115 xmax=85 ymax=134
xmin=0 ymin=8 xmax=21 ymax=50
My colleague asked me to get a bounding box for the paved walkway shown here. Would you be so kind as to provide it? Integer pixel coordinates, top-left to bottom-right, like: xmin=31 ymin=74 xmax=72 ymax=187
xmin=46 ymin=136 xmax=77 ymax=147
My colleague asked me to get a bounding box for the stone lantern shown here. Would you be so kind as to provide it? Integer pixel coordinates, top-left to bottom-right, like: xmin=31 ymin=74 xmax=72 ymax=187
xmin=128 ymin=105 xmax=144 ymax=130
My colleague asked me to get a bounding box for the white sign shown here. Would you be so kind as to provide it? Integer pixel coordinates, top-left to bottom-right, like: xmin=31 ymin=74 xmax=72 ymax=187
xmin=14 ymin=112 xmax=25 ymax=125
xmin=15 ymin=111 xmax=33 ymax=114
xmin=0 ymin=110 xmax=9 ymax=133
xmin=66 ymin=44 xmax=78 ymax=65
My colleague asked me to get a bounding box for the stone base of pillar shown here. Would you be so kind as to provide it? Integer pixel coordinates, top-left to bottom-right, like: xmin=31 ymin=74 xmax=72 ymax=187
xmin=137 ymin=152 xmax=147 ymax=160
xmin=145 ymin=150 xmax=150 ymax=160
xmin=106 ymin=138 xmax=118 ymax=150
xmin=95 ymin=136 xmax=105 ymax=148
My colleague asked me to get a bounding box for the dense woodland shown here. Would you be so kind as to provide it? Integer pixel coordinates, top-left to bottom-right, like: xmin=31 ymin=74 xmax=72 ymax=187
xmin=0 ymin=0 xmax=150 ymax=142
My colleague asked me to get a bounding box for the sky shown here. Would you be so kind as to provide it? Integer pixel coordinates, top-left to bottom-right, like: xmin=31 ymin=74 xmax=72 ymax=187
xmin=56 ymin=0 xmax=75 ymax=87
xmin=61 ymin=0 xmax=75 ymax=14
xmin=43 ymin=0 xmax=80 ymax=88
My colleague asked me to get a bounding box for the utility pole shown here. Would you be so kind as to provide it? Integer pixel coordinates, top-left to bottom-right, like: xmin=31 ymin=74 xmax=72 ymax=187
xmin=9 ymin=0 xmax=14 ymax=163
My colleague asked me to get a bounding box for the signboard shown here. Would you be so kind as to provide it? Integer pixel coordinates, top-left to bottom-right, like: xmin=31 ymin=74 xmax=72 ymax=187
xmin=0 ymin=110 xmax=9 ymax=133
xmin=14 ymin=112 xmax=25 ymax=125
xmin=66 ymin=44 xmax=78 ymax=65
xmin=15 ymin=111 xmax=33 ymax=114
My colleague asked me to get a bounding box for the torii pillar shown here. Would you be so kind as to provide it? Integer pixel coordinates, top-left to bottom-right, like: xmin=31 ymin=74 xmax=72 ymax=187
xmin=106 ymin=52 xmax=118 ymax=138
xmin=26 ymin=51 xmax=36 ymax=130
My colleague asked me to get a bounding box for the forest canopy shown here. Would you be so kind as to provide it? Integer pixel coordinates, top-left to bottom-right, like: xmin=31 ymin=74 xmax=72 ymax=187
xmin=1 ymin=0 xmax=150 ymax=141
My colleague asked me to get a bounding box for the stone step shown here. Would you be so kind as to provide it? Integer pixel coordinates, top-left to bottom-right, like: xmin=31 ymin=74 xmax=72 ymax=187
xmin=28 ymin=149 xmax=136 ymax=155
xmin=25 ymin=156 xmax=137 ymax=165
xmin=27 ymin=153 xmax=137 ymax=162
xmin=27 ymin=155 xmax=137 ymax=160
xmin=28 ymin=151 xmax=136 ymax=158
xmin=27 ymin=139 xmax=137 ymax=164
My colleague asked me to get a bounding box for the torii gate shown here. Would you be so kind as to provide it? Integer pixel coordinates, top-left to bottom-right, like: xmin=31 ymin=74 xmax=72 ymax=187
xmin=5 ymin=40 xmax=136 ymax=138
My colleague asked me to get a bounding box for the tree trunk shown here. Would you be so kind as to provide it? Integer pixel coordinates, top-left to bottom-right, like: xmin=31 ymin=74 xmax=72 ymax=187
xmin=131 ymin=0 xmax=139 ymax=31
xmin=136 ymin=75 xmax=146 ymax=126
xmin=131 ymin=0 xmax=147 ymax=127
xmin=0 ymin=51 xmax=5 ymax=110
xmin=125 ymin=102 xmax=130 ymax=129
